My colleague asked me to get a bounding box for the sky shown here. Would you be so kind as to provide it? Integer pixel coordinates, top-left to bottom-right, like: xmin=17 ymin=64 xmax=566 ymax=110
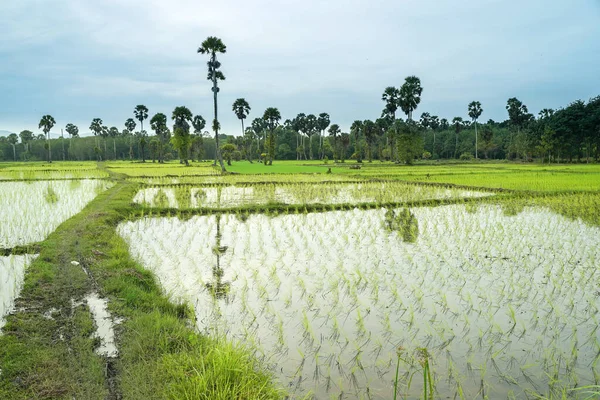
xmin=1 ymin=0 xmax=599 ymax=138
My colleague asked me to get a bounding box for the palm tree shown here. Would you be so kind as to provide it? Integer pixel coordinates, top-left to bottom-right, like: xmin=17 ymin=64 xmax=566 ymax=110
xmin=350 ymin=120 xmax=363 ymax=163
xmin=362 ymin=120 xmax=377 ymax=162
xmin=452 ymin=117 xmax=463 ymax=159
xmin=64 ymin=123 xmax=78 ymax=160
xmin=317 ymin=112 xmax=330 ymax=159
xmin=7 ymin=133 xmax=18 ymax=161
xmin=192 ymin=115 xmax=206 ymax=134
xmin=109 ymin=126 xmax=120 ymax=160
xmin=305 ymin=114 xmax=317 ymax=160
xmin=39 ymin=115 xmax=56 ymax=162
xmin=171 ymin=106 xmax=193 ymax=165
xmin=150 ymin=113 xmax=169 ymax=163
xmin=232 ymin=98 xmax=251 ymax=137
xmin=198 ymin=36 xmax=227 ymax=172
xmin=340 ymin=133 xmax=350 ymax=163
xmin=251 ymin=117 xmax=265 ymax=157
xmin=19 ymin=130 xmax=34 ymax=153
xmin=90 ymin=118 xmax=103 ymax=151
xmin=399 ymin=76 xmax=423 ymax=121
xmin=382 ymin=86 xmax=400 ymax=119
xmin=134 ymin=105 xmax=149 ymax=134
xmin=468 ymin=101 xmax=483 ymax=159
xmin=293 ymin=113 xmax=307 ymax=160
xmin=328 ymin=124 xmax=341 ymax=161
xmin=262 ymin=107 xmax=281 ymax=165
xmin=125 ymin=118 xmax=136 ymax=160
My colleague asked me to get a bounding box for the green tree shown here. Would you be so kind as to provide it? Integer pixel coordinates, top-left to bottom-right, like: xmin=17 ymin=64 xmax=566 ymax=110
xmin=396 ymin=120 xmax=424 ymax=164
xmin=198 ymin=36 xmax=227 ymax=172
xmin=124 ymin=118 xmax=136 ymax=160
xmin=362 ymin=120 xmax=377 ymax=162
xmin=192 ymin=115 xmax=206 ymax=134
xmin=382 ymin=86 xmax=400 ymax=119
xmin=221 ymin=143 xmax=236 ymax=166
xmin=138 ymin=131 xmax=148 ymax=163
xmin=328 ymin=124 xmax=341 ymax=161
xmin=468 ymin=101 xmax=483 ymax=159
xmin=7 ymin=133 xmax=18 ymax=161
xmin=506 ymin=97 xmax=531 ymax=159
xmin=232 ymin=98 xmax=251 ymax=137
xmin=171 ymin=106 xmax=193 ymax=165
xmin=89 ymin=118 xmax=103 ymax=154
xmin=317 ymin=112 xmax=330 ymax=159
xmin=399 ymin=76 xmax=423 ymax=121
xmin=452 ymin=117 xmax=463 ymax=159
xmin=134 ymin=105 xmax=149 ymax=134
xmin=39 ymin=114 xmax=56 ymax=162
xmin=305 ymin=114 xmax=317 ymax=160
xmin=19 ymin=130 xmax=34 ymax=153
xmin=109 ymin=126 xmax=119 ymax=160
xmin=340 ymin=132 xmax=350 ymax=163
xmin=150 ymin=113 xmax=170 ymax=163
xmin=350 ymin=120 xmax=363 ymax=163
xmin=262 ymin=107 xmax=281 ymax=165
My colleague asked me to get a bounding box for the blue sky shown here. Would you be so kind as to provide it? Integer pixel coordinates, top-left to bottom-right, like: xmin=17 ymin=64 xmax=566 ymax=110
xmin=1 ymin=0 xmax=599 ymax=138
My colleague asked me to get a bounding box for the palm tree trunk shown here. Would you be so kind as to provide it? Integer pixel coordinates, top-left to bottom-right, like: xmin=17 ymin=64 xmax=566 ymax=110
xmin=474 ymin=121 xmax=478 ymax=159
xmin=47 ymin=132 xmax=52 ymax=163
xmin=61 ymin=129 xmax=65 ymax=161
xmin=12 ymin=144 xmax=16 ymax=161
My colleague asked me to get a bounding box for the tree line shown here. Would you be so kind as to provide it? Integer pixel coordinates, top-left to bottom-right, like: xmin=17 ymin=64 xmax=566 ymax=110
xmin=2 ymin=37 xmax=599 ymax=165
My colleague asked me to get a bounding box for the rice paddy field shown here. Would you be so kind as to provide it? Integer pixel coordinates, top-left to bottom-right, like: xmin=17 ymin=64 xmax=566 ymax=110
xmin=1 ymin=160 xmax=599 ymax=400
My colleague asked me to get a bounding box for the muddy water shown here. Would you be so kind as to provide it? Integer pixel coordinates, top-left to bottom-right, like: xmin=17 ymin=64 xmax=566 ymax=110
xmin=118 ymin=205 xmax=600 ymax=399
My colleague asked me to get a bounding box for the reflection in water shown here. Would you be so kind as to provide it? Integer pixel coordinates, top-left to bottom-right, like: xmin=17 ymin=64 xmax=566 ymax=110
xmin=205 ymin=214 xmax=231 ymax=300
xmin=385 ymin=208 xmax=419 ymax=242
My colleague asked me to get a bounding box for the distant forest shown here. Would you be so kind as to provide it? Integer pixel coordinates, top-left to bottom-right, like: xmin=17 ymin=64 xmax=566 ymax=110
xmin=1 ymin=92 xmax=599 ymax=165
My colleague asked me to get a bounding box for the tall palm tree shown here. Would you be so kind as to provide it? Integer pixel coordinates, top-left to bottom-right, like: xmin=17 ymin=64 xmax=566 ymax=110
xmin=468 ymin=101 xmax=483 ymax=159
xmin=262 ymin=107 xmax=281 ymax=165
xmin=65 ymin=123 xmax=78 ymax=160
xmin=198 ymin=36 xmax=227 ymax=172
xmin=317 ymin=112 xmax=330 ymax=159
xmin=39 ymin=115 xmax=56 ymax=162
xmin=382 ymin=86 xmax=400 ymax=119
xmin=7 ymin=133 xmax=18 ymax=161
xmin=305 ymin=114 xmax=317 ymax=160
xmin=150 ymin=113 xmax=169 ymax=163
xmin=328 ymin=124 xmax=341 ymax=161
xmin=232 ymin=98 xmax=251 ymax=137
xmin=124 ymin=118 xmax=136 ymax=160
xmin=293 ymin=113 xmax=307 ymax=160
xmin=134 ymin=105 xmax=149 ymax=135
xmin=171 ymin=106 xmax=193 ymax=165
xmin=90 ymin=118 xmax=103 ymax=148
xmin=350 ymin=120 xmax=363 ymax=163
xmin=399 ymin=76 xmax=423 ymax=121
xmin=362 ymin=120 xmax=377 ymax=162
xmin=19 ymin=130 xmax=34 ymax=154
xmin=452 ymin=117 xmax=463 ymax=159
xmin=109 ymin=126 xmax=119 ymax=160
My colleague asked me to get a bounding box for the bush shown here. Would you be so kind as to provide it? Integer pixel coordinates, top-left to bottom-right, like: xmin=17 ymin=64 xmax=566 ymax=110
xmin=422 ymin=151 xmax=432 ymax=160
xmin=459 ymin=152 xmax=473 ymax=160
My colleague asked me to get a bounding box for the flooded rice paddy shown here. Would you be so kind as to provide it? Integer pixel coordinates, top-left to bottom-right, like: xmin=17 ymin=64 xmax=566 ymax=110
xmin=132 ymin=182 xmax=493 ymax=209
xmin=118 ymin=205 xmax=600 ymax=399
xmin=0 ymin=179 xmax=113 ymax=248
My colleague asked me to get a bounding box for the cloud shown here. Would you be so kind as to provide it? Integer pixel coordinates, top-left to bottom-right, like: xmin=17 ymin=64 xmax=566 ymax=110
xmin=1 ymin=0 xmax=599 ymax=134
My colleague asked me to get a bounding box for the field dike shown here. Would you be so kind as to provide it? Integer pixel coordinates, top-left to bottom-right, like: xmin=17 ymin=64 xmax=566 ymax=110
xmin=0 ymin=172 xmax=283 ymax=399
